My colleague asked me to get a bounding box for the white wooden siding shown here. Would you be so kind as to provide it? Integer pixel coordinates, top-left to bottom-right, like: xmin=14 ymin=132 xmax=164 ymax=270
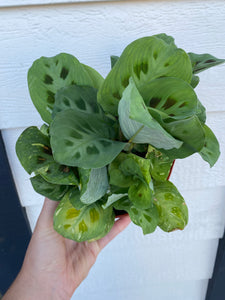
xmin=1 ymin=1 xmax=225 ymax=129
xmin=0 ymin=0 xmax=120 ymax=8
xmin=1 ymin=1 xmax=225 ymax=299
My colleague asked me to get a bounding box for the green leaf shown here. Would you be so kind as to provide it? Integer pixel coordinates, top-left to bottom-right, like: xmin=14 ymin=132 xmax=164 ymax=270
xmin=109 ymin=153 xmax=137 ymax=187
xmin=153 ymin=33 xmax=176 ymax=46
xmin=50 ymin=109 xmax=125 ymax=169
xmin=16 ymin=126 xmax=53 ymax=174
xmin=128 ymin=181 xmax=153 ymax=209
xmin=118 ymin=78 xmax=183 ymax=150
xmin=98 ymin=35 xmax=192 ymax=115
xmin=146 ymin=146 xmax=174 ymax=181
xmin=110 ymin=185 xmax=129 ymax=195
xmin=114 ymin=197 xmax=158 ymax=234
xmin=81 ymin=64 xmax=104 ymax=89
xmin=40 ymin=124 xmax=49 ymax=136
xmin=110 ymin=153 xmax=154 ymax=209
xmin=129 ymin=204 xmax=159 ymax=234
xmin=68 ymin=188 xmax=87 ymax=210
xmin=121 ymin=153 xmax=152 ymax=184
xmin=199 ymin=124 xmax=220 ymax=167
xmin=109 ymin=152 xmax=152 ymax=188
xmin=113 ymin=196 xmax=132 ymax=211
xmin=196 ymin=99 xmax=206 ymax=124
xmin=52 ymin=85 xmax=101 ymax=118
xmin=154 ymin=180 xmax=188 ymax=232
xmin=149 ymin=108 xmax=206 ymax=158
xmin=79 ymin=167 xmax=109 ymax=204
xmin=30 ymin=175 xmax=69 ymax=201
xmin=28 ymin=53 xmax=94 ymax=124
xmin=146 ymin=77 xmax=206 ymax=123
xmin=140 ymin=77 xmax=199 ymax=120
xmin=38 ymin=162 xmax=79 ymax=185
xmin=110 ymin=55 xmax=119 ymax=69
xmin=163 ymin=115 xmax=205 ymax=155
xmin=102 ymin=193 xmax=127 ymax=209
xmin=188 ymin=52 xmax=225 ymax=74
xmin=53 ymin=193 xmax=115 ymax=242
xmin=190 ymin=75 xmax=200 ymax=88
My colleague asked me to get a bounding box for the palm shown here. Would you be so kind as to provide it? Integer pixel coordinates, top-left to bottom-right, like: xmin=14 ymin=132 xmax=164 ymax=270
xmin=22 ymin=198 xmax=130 ymax=299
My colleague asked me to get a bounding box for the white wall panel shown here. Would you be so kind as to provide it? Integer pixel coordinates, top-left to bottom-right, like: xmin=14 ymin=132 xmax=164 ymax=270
xmin=70 ymin=236 xmax=218 ymax=295
xmin=73 ymin=279 xmax=209 ymax=300
xmin=0 ymin=0 xmax=225 ymax=129
xmin=0 ymin=0 xmax=119 ymax=8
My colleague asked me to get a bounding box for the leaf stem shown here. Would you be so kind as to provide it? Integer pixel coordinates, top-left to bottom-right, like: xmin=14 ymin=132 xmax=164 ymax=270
xmin=127 ymin=125 xmax=145 ymax=152
xmin=128 ymin=125 xmax=144 ymax=144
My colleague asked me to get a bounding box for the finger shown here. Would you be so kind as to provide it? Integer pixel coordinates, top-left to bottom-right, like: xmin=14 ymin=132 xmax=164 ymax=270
xmin=36 ymin=198 xmax=59 ymax=228
xmin=97 ymin=214 xmax=131 ymax=250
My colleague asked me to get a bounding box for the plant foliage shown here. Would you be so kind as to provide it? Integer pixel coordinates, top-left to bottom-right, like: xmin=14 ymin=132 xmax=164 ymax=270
xmin=16 ymin=34 xmax=223 ymax=242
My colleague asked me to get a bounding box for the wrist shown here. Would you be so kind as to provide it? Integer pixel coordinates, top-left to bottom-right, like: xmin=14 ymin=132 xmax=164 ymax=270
xmin=3 ymin=268 xmax=71 ymax=300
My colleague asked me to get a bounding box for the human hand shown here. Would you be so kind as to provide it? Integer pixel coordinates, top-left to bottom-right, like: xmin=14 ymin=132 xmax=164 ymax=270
xmin=3 ymin=198 xmax=130 ymax=300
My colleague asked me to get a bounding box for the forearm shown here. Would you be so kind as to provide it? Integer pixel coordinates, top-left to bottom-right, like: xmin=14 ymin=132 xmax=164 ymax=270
xmin=2 ymin=269 xmax=71 ymax=300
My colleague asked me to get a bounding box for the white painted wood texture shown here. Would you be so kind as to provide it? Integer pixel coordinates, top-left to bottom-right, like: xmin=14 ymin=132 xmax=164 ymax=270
xmin=1 ymin=0 xmax=225 ymax=299
xmin=71 ymin=235 xmax=217 ymax=299
xmin=0 ymin=0 xmax=225 ymax=129
xmin=74 ymin=279 xmax=209 ymax=300
xmin=0 ymin=0 xmax=120 ymax=8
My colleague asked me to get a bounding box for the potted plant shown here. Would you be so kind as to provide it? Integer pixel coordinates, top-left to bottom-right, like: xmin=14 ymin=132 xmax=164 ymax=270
xmin=16 ymin=33 xmax=224 ymax=242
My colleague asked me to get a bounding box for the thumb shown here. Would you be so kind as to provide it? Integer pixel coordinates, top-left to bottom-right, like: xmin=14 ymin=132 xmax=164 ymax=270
xmin=36 ymin=198 xmax=59 ymax=229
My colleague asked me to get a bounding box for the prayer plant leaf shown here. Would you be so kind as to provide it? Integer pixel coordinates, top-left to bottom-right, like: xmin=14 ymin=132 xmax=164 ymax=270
xmin=38 ymin=163 xmax=79 ymax=186
xmin=81 ymin=64 xmax=104 ymax=89
xmin=140 ymin=77 xmax=199 ymax=119
xmin=110 ymin=55 xmax=120 ymax=69
xmin=30 ymin=175 xmax=69 ymax=201
xmin=68 ymin=188 xmax=87 ymax=210
xmin=50 ymin=109 xmax=125 ymax=169
xmin=28 ymin=53 xmax=94 ymax=124
xmin=102 ymin=193 xmax=127 ymax=209
xmin=110 ymin=153 xmax=154 ymax=209
xmin=129 ymin=204 xmax=159 ymax=234
xmin=40 ymin=124 xmax=49 ymax=136
xmin=118 ymin=78 xmax=183 ymax=150
xmin=113 ymin=196 xmax=132 ymax=211
xmin=199 ymin=124 xmax=220 ymax=167
xmin=196 ymin=99 xmax=206 ymax=124
xmin=79 ymin=167 xmax=109 ymax=204
xmin=190 ymin=75 xmax=200 ymax=88
xmin=128 ymin=181 xmax=153 ymax=209
xmin=109 ymin=153 xmax=135 ymax=188
xmin=188 ymin=52 xmax=225 ymax=74
xmin=16 ymin=126 xmax=54 ymax=175
xmin=149 ymin=108 xmax=206 ymax=159
xmin=98 ymin=35 xmax=192 ymax=115
xmin=113 ymin=197 xmax=159 ymax=234
xmin=153 ymin=33 xmax=176 ymax=46
xmin=109 ymin=152 xmax=152 ymax=188
xmin=54 ymin=193 xmax=115 ymax=242
xmin=119 ymin=154 xmax=154 ymax=208
xmin=163 ymin=116 xmax=205 ymax=153
xmin=52 ymin=85 xmax=101 ymax=118
xmin=146 ymin=146 xmax=174 ymax=181
xmin=154 ymin=180 xmax=188 ymax=232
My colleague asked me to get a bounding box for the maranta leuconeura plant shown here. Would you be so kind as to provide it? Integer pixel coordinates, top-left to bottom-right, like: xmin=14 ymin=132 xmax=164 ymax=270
xmin=16 ymin=34 xmax=224 ymax=242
